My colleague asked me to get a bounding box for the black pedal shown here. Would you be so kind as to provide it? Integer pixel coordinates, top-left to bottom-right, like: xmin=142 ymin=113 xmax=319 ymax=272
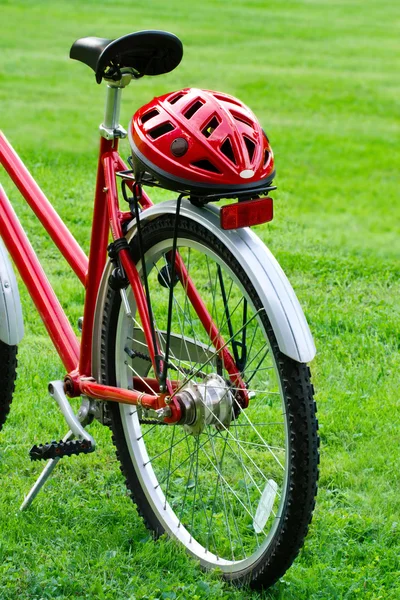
xmin=29 ymin=439 xmax=94 ymax=461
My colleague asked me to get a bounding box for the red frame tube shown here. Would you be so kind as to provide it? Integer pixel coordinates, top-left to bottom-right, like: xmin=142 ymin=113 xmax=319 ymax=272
xmin=78 ymin=137 xmax=115 ymax=376
xmin=80 ymin=380 xmax=161 ymax=408
xmin=0 ymin=132 xmax=88 ymax=285
xmin=0 ymin=185 xmax=80 ymax=371
xmin=103 ymin=151 xmax=160 ymax=374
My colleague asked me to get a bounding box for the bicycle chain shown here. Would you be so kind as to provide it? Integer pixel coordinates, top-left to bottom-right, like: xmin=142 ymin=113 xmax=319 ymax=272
xmin=139 ymin=418 xmax=169 ymax=425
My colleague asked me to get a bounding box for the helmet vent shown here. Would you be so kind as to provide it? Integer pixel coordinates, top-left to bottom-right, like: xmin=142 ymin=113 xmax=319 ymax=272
xmin=191 ymin=160 xmax=221 ymax=174
xmin=244 ymin=136 xmax=256 ymax=162
xmin=184 ymin=99 xmax=204 ymax=119
xmin=202 ymin=116 xmax=220 ymax=138
xmin=264 ymin=149 xmax=270 ymax=166
xmin=212 ymin=93 xmax=242 ymax=107
xmin=220 ymin=138 xmax=237 ymax=165
xmin=169 ymin=92 xmax=185 ymax=105
xmin=148 ymin=122 xmax=175 ymax=139
xmin=231 ymin=111 xmax=254 ymax=130
xmin=141 ymin=109 xmax=159 ymax=124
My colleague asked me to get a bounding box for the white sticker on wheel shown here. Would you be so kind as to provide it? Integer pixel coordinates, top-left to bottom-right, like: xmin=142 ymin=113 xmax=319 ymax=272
xmin=253 ymin=479 xmax=278 ymax=533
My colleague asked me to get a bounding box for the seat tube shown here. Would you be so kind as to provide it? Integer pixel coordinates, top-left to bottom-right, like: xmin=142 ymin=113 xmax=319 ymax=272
xmin=79 ymin=136 xmax=113 ymax=378
xmin=80 ymin=78 xmax=130 ymax=377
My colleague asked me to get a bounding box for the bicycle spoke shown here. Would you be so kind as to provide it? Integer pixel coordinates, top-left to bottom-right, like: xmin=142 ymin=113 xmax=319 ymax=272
xmin=245 ymin=346 xmax=271 ymax=386
xmin=124 ymin=361 xmax=158 ymax=396
xmin=190 ymin=435 xmax=201 ymax=541
xmin=198 ymin=442 xmax=268 ymax=538
xmin=231 ymin=413 xmax=261 ymax=549
xmin=206 ymin=427 xmax=244 ymax=559
xmin=232 ymin=397 xmax=285 ymax=470
xmin=178 ymin=436 xmax=197 ymax=527
xmin=164 ymin=425 xmax=177 ymax=509
xmin=137 ymin=423 xmax=159 ymax=440
xmin=171 ymin=308 xmax=265 ymax=397
xmin=184 ymin=375 xmax=285 ymax=475
xmin=144 ymin=432 xmax=189 ymax=466
xmin=242 ymin=340 xmax=269 ymax=375
xmin=205 ymin=426 xmax=230 ymax=555
xmin=155 ymin=431 xmax=220 ymax=488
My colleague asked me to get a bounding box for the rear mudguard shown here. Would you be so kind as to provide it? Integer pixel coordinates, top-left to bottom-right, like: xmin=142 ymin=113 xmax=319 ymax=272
xmin=0 ymin=234 xmax=24 ymax=345
xmin=92 ymin=199 xmax=315 ymax=378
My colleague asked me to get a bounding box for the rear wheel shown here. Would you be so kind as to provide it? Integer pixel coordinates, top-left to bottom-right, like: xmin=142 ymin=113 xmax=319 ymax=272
xmin=101 ymin=215 xmax=318 ymax=588
xmin=0 ymin=340 xmax=18 ymax=431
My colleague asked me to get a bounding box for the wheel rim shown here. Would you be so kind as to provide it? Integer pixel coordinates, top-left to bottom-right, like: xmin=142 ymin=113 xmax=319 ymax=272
xmin=114 ymin=236 xmax=289 ymax=572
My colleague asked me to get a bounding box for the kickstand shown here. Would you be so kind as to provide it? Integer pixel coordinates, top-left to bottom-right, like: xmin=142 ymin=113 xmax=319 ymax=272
xmin=20 ymin=430 xmax=74 ymax=511
xmin=20 ymin=380 xmax=97 ymax=511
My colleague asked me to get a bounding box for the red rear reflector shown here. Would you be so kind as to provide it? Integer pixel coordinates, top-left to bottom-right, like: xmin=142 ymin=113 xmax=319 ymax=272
xmin=220 ymin=197 xmax=273 ymax=230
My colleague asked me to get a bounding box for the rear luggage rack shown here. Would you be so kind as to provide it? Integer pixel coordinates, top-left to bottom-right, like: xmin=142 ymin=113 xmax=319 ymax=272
xmin=116 ymin=168 xmax=276 ymax=206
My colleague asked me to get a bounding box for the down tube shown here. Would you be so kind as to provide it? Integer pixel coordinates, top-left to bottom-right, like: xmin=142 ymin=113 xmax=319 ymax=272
xmin=0 ymin=186 xmax=80 ymax=371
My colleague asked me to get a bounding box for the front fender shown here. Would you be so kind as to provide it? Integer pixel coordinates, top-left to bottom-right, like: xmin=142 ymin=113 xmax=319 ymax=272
xmin=0 ymin=236 xmax=24 ymax=345
xmin=92 ymin=200 xmax=315 ymax=378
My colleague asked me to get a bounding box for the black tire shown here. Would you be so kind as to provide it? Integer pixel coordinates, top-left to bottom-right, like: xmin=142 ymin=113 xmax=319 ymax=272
xmin=101 ymin=215 xmax=319 ymax=589
xmin=0 ymin=340 xmax=18 ymax=431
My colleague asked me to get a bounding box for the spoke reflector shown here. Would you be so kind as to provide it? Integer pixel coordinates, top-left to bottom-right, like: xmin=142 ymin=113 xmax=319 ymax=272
xmin=253 ymin=479 xmax=278 ymax=533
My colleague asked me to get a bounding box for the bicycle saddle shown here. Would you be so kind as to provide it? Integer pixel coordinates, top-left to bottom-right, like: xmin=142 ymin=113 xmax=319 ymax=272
xmin=70 ymin=30 xmax=183 ymax=83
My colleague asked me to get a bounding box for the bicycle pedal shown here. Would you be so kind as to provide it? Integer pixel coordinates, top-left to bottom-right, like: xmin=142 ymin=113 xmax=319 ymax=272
xmin=29 ymin=439 xmax=94 ymax=461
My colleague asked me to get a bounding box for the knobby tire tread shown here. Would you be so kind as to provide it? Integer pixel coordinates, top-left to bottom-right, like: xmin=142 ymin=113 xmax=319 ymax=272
xmin=0 ymin=340 xmax=18 ymax=431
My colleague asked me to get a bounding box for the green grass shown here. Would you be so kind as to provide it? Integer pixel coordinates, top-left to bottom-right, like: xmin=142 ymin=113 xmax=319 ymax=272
xmin=0 ymin=0 xmax=399 ymax=598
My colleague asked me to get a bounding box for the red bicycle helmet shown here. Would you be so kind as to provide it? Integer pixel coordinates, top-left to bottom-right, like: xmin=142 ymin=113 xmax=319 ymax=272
xmin=129 ymin=88 xmax=275 ymax=197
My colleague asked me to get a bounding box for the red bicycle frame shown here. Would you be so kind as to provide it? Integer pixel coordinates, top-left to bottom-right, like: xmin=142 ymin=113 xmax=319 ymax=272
xmin=0 ymin=130 xmax=247 ymax=423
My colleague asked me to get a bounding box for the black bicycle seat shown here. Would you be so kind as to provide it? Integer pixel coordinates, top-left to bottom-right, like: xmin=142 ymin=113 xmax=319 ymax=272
xmin=70 ymin=30 xmax=183 ymax=83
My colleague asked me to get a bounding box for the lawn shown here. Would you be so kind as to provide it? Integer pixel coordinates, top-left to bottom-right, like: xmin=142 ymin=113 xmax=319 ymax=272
xmin=0 ymin=0 xmax=399 ymax=598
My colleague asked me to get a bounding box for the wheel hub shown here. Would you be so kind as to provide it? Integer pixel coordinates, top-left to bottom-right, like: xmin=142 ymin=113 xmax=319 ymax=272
xmin=177 ymin=374 xmax=234 ymax=435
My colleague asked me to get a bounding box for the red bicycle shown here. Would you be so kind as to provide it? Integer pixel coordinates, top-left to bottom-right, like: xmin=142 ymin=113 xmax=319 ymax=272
xmin=0 ymin=31 xmax=318 ymax=588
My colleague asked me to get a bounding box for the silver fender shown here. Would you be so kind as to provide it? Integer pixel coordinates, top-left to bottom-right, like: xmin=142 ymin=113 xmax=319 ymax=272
xmin=92 ymin=199 xmax=315 ymax=375
xmin=0 ymin=236 xmax=24 ymax=345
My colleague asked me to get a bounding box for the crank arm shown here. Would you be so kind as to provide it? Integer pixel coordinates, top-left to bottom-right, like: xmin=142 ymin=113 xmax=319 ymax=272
xmin=48 ymin=380 xmax=95 ymax=446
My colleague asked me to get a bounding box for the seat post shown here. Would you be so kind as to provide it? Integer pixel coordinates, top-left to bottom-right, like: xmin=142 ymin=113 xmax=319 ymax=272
xmin=99 ymin=79 xmax=129 ymax=141
xmin=103 ymin=85 xmax=122 ymax=130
